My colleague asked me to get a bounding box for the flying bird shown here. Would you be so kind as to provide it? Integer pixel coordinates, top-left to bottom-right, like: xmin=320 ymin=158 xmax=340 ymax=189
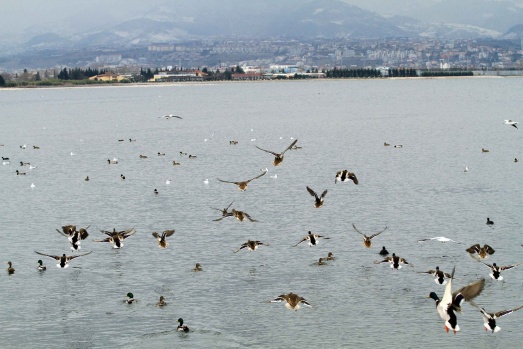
xmin=352 ymin=224 xmax=387 ymax=248
xmin=270 ymin=292 xmax=311 ymax=311
xmin=211 ymin=200 xmax=235 ymax=218
xmin=56 ymin=224 xmax=90 ymax=251
xmin=214 ymin=209 xmax=258 ymax=222
xmin=217 ymin=170 xmax=267 ymax=191
xmin=470 ymin=302 xmax=523 ymax=333
xmin=374 ymin=253 xmax=411 ymax=269
xmin=234 ymin=240 xmax=268 ymax=253
xmin=418 ymin=236 xmax=461 ymax=244
xmin=152 ymin=230 xmax=175 ymax=249
xmin=480 ymin=261 xmax=523 ymax=281
xmin=294 ymin=231 xmax=330 ymax=247
xmin=95 ymin=228 xmax=136 ymax=249
xmin=427 ymin=267 xmax=485 ymax=334
xmin=466 ymin=244 xmax=495 ymax=259
xmin=255 ymin=139 xmax=298 ymax=166
xmin=335 ymin=170 xmax=358 ymax=184
xmin=306 ymin=186 xmax=327 ymax=208
xmin=34 ymin=251 xmax=92 ymax=268
xmin=418 ymin=266 xmax=453 ymax=285
xmin=504 ymin=119 xmax=518 ymax=129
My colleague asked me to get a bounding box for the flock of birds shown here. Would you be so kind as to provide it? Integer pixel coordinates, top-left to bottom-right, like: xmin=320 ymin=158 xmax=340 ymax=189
xmin=1 ymin=113 xmax=521 ymax=338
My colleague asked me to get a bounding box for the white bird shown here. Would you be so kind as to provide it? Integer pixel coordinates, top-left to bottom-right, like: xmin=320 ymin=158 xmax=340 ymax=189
xmin=29 ymin=165 xmax=37 ymax=170
xmin=165 ymin=180 xmax=171 ymax=185
xmin=504 ymin=120 xmax=518 ymax=129
xmin=203 ymin=179 xmax=209 ymax=185
xmin=30 ymin=183 xmax=35 ymax=189
xmin=251 ymin=138 xmax=256 ymax=142
xmin=418 ymin=236 xmax=462 ymax=244
xmin=2 ymin=161 xmax=9 ymax=165
xmin=270 ymin=174 xmax=277 ymax=179
xmin=464 ymin=166 xmax=468 ymax=172
xmin=70 ymin=152 xmax=76 ymax=156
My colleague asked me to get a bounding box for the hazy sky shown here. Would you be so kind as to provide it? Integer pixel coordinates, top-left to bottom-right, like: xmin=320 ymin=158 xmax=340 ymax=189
xmin=1 ymin=0 xmax=522 ymax=36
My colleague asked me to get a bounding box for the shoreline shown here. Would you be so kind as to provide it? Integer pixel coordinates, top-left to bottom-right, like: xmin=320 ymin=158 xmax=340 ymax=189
xmin=0 ymin=74 xmax=520 ymax=91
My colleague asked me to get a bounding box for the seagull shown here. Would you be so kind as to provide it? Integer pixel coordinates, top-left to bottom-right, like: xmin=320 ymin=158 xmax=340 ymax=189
xmin=352 ymin=224 xmax=387 ymax=248
xmin=34 ymin=251 xmax=92 ymax=268
xmin=418 ymin=237 xmax=462 ymax=244
xmin=270 ymin=292 xmax=311 ymax=311
xmin=204 ymin=131 xmax=215 ymax=142
xmin=306 ymin=186 xmax=327 ymax=208
xmin=464 ymin=166 xmax=468 ymax=172
xmin=165 ymin=179 xmax=171 ymax=185
xmin=217 ymin=171 xmax=267 ymax=191
xmin=427 ymin=267 xmax=485 ymax=334
xmin=255 ymin=139 xmax=298 ymax=166
xmin=294 ymin=231 xmax=330 ymax=247
xmin=504 ymin=120 xmax=518 ymax=129
xmin=70 ymin=152 xmax=76 ymax=156
xmin=470 ymin=302 xmax=523 ymax=333
xmin=30 ymin=183 xmax=35 ymax=189
xmin=203 ymin=179 xmax=209 ymax=185
xmin=270 ymin=174 xmax=277 ymax=179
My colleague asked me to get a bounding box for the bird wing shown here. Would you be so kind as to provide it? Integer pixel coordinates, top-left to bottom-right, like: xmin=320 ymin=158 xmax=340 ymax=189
xmin=352 ymin=224 xmax=365 ymax=236
xmin=94 ymin=237 xmax=111 ymax=243
xmin=34 ymin=251 xmax=60 ymax=260
xmin=452 ymin=278 xmax=485 ymax=309
xmin=299 ymin=298 xmax=312 ymax=307
xmin=306 ymin=186 xmax=318 ymax=199
xmin=255 ymin=145 xmax=279 ymax=156
xmin=246 ymin=171 xmax=267 ymax=183
xmin=79 ymin=226 xmax=90 ymax=240
xmin=418 ymin=270 xmax=436 ymax=275
xmin=484 ymin=244 xmax=495 ymax=255
xmin=234 ymin=244 xmax=248 ymax=253
xmin=217 ymin=178 xmax=239 ymax=185
xmin=320 ymin=190 xmax=328 ymax=199
xmin=122 ymin=228 xmax=136 ymax=238
xmin=152 ymin=232 xmax=160 ymax=239
xmin=481 ymin=262 xmax=494 ymax=269
xmin=225 ymin=200 xmax=235 ymax=210
xmin=466 ymin=244 xmax=481 ymax=254
xmin=163 ymin=230 xmax=175 ymax=237
xmin=369 ymin=226 xmax=387 ymax=239
xmin=374 ymin=257 xmax=392 ymax=264
xmin=214 ymin=213 xmax=233 ymax=221
xmin=348 ymin=172 xmax=359 ymax=184
xmin=293 ymin=237 xmax=308 ymax=247
xmin=493 ymin=305 xmax=523 ymax=319
xmin=500 ymin=262 xmax=523 ymax=271
xmin=243 ymin=212 xmax=258 ymax=222
xmin=280 ymin=139 xmax=298 ymax=156
xmin=67 ymin=251 xmax=93 ymax=260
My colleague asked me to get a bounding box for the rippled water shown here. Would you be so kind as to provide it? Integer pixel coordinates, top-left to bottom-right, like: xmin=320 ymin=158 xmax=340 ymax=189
xmin=0 ymin=78 xmax=522 ymax=348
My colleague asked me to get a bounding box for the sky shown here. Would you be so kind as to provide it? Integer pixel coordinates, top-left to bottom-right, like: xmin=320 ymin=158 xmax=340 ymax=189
xmin=1 ymin=0 xmax=522 ymax=36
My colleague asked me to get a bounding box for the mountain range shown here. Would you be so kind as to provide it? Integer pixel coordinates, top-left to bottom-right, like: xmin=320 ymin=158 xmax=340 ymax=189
xmin=2 ymin=0 xmax=523 ymax=54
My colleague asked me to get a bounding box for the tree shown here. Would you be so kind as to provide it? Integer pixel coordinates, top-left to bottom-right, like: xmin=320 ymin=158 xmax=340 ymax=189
xmin=35 ymin=71 xmax=41 ymax=81
xmin=235 ymin=65 xmax=245 ymax=74
xmin=0 ymin=75 xmax=5 ymax=86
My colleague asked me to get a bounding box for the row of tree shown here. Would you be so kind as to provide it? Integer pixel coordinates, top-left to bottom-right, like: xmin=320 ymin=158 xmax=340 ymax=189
xmin=56 ymin=67 xmax=107 ymax=80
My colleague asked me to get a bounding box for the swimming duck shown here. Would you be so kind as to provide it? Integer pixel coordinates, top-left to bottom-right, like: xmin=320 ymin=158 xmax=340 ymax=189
xmin=515 ymin=158 xmax=519 ymax=163
xmin=294 ymin=231 xmax=330 ymax=247
xmin=95 ymin=228 xmax=136 ymax=249
xmin=129 ymin=138 xmax=136 ymax=142
xmin=172 ymin=160 xmax=181 ymax=165
xmin=418 ymin=236 xmax=461 ymax=244
xmin=15 ymin=170 xmax=26 ymax=175
xmin=156 ymin=296 xmax=167 ymax=307
xmin=177 ymin=318 xmax=189 ymax=332
xmin=188 ymin=155 xmax=197 ymax=159
xmin=234 ymin=240 xmax=268 ymax=252
xmin=125 ymin=292 xmax=136 ymax=304
xmin=151 ymin=230 xmax=175 ymax=249
xmin=384 ymin=142 xmax=390 ymax=146
xmin=154 ymin=189 xmax=158 ymax=195
xmin=211 ymin=200 xmax=235 ymax=219
xmin=326 ymin=252 xmax=335 ymax=260
xmin=486 ymin=218 xmax=494 ymax=225
xmin=56 ymin=224 xmax=90 ymax=251
xmin=85 ymin=176 xmax=89 ymax=181
xmin=394 ymin=144 xmax=403 ymax=148
xmin=470 ymin=302 xmax=523 ymax=333
xmin=335 ymin=170 xmax=359 ymax=184
xmin=255 ymin=139 xmax=298 ymax=166
xmin=314 ymin=258 xmax=326 ymax=266
xmin=107 ymin=158 xmax=118 ymax=164
xmin=379 ymin=246 xmax=389 ymax=256
xmin=7 ymin=261 xmax=15 ymax=274
xmin=418 ymin=266 xmax=453 ymax=285
xmin=504 ymin=119 xmax=518 ymax=129
xmin=163 ymin=114 xmax=183 ymax=119
xmin=427 ymin=267 xmax=485 ymax=334
xmin=139 ymin=155 xmax=148 ymax=159
xmin=217 ymin=170 xmax=267 ymax=191
xmin=37 ymin=260 xmax=46 ymax=271
xmin=374 ymin=253 xmax=411 ymax=269
xmin=121 ymin=174 xmax=125 ymax=180
xmin=482 ymin=148 xmax=489 ymax=153
xmin=466 ymin=244 xmax=495 ymax=259
xmin=192 ymin=263 xmax=203 ymax=272
xmin=271 ymin=292 xmax=312 ymax=311
xmin=34 ymin=251 xmax=92 ymax=268
xmin=306 ymin=186 xmax=327 ymax=208
xmin=480 ymin=261 xmax=522 ymax=281
xmin=215 ymin=209 xmax=258 ymax=222
xmin=158 ymin=152 xmax=165 ymax=156
xmin=20 ymin=161 xmax=30 ymax=166
xmin=352 ymin=224 xmax=387 ymax=248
